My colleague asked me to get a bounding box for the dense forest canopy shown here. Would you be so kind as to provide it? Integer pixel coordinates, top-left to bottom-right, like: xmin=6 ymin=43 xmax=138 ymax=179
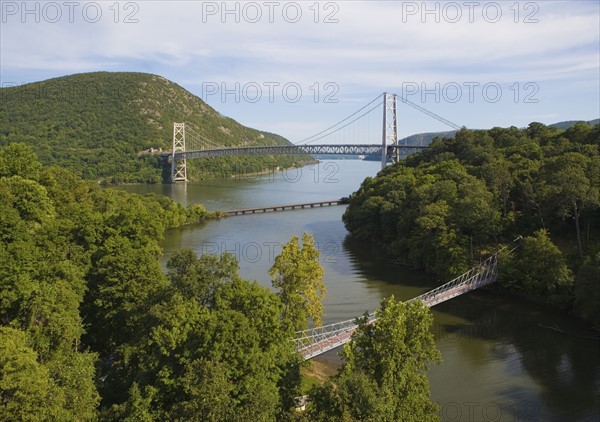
xmin=343 ymin=122 xmax=600 ymax=327
xmin=0 ymin=72 xmax=311 ymax=183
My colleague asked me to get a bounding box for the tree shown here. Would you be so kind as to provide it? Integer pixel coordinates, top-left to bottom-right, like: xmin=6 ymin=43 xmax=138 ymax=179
xmin=269 ymin=233 xmax=326 ymax=331
xmin=0 ymin=327 xmax=99 ymax=421
xmin=308 ymin=297 xmax=441 ymax=421
xmin=0 ymin=327 xmax=60 ymax=421
xmin=498 ymin=230 xmax=574 ymax=305
xmin=574 ymin=252 xmax=600 ymax=329
xmin=84 ymin=235 xmax=169 ymax=353
xmin=0 ymin=176 xmax=55 ymax=226
xmin=344 ymin=160 xmax=500 ymax=279
xmin=0 ymin=143 xmax=42 ymax=180
xmin=540 ymin=153 xmax=600 ymax=259
xmin=166 ymin=249 xmax=239 ymax=307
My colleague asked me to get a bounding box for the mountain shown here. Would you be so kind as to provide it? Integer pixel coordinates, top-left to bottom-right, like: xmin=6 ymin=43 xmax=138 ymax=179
xmin=400 ymin=130 xmax=458 ymax=146
xmin=0 ymin=72 xmax=310 ymax=182
xmin=549 ymin=119 xmax=600 ymax=130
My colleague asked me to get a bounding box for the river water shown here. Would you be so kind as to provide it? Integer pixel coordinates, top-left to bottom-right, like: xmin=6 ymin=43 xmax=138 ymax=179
xmin=122 ymin=161 xmax=600 ymax=422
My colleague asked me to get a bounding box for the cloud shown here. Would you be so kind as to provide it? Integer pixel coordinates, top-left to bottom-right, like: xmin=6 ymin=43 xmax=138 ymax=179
xmin=0 ymin=0 xmax=598 ymax=139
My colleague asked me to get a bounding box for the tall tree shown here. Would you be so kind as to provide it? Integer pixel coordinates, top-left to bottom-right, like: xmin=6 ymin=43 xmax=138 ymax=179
xmin=574 ymin=252 xmax=600 ymax=328
xmin=308 ymin=297 xmax=441 ymax=421
xmin=269 ymin=233 xmax=326 ymax=331
xmin=540 ymin=153 xmax=600 ymax=259
xmin=498 ymin=230 xmax=574 ymax=305
xmin=0 ymin=143 xmax=42 ymax=180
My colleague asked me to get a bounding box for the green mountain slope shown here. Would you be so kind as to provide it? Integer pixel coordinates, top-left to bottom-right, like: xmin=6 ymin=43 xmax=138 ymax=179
xmin=0 ymin=72 xmax=309 ymax=182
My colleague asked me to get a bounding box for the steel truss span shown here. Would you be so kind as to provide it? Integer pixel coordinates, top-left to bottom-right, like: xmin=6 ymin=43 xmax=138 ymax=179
xmin=169 ymin=144 xmax=427 ymax=160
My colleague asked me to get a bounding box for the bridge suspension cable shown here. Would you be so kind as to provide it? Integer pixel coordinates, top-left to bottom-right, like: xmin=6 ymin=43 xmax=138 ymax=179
xmin=185 ymin=125 xmax=223 ymax=150
xmin=295 ymin=94 xmax=383 ymax=145
xmin=397 ymin=95 xmax=462 ymax=130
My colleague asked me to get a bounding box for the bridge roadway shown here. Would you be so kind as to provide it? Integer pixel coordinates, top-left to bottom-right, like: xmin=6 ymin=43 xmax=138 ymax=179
xmin=162 ymin=144 xmax=427 ymax=160
xmin=225 ymin=200 xmax=344 ymax=216
xmin=295 ymin=253 xmax=500 ymax=360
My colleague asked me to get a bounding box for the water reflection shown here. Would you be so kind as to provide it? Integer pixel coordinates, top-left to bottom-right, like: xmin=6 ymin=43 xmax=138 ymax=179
xmin=431 ymin=293 xmax=600 ymax=421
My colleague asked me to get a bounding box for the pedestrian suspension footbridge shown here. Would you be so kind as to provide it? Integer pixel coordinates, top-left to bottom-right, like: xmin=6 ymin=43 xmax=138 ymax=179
xmin=293 ymin=242 xmax=518 ymax=360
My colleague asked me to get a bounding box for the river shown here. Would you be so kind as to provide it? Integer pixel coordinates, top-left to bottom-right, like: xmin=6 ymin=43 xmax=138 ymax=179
xmin=122 ymin=160 xmax=600 ymax=422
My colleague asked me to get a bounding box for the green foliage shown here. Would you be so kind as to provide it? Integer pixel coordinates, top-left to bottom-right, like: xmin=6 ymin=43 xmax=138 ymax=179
xmin=0 ymin=327 xmax=99 ymax=421
xmin=0 ymin=72 xmax=312 ymax=183
xmin=101 ymin=383 xmax=158 ymax=422
xmin=499 ymin=230 xmax=574 ymax=306
xmin=166 ymin=249 xmax=239 ymax=306
xmin=85 ymin=236 xmax=169 ymax=352
xmin=1 ymin=143 xmax=304 ymax=419
xmin=0 ymin=144 xmax=226 ymax=419
xmin=344 ymin=122 xmax=600 ymax=322
xmin=269 ymin=233 xmax=326 ymax=330
xmin=538 ymin=153 xmax=600 ymax=259
xmin=344 ymin=159 xmax=499 ymax=279
xmin=575 ymin=252 xmax=600 ymax=328
xmin=307 ymin=297 xmax=441 ymax=421
xmin=121 ymin=249 xmax=299 ymax=420
xmin=0 ymin=327 xmax=62 ymax=421
xmin=0 ymin=143 xmax=42 ymax=180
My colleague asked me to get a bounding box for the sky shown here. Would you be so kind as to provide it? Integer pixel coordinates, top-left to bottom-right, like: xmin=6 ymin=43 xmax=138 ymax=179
xmin=1 ymin=0 xmax=599 ymax=142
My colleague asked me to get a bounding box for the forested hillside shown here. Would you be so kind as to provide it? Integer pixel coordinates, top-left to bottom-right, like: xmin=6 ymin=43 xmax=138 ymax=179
xmin=0 ymin=72 xmax=309 ymax=183
xmin=343 ymin=122 xmax=600 ymax=327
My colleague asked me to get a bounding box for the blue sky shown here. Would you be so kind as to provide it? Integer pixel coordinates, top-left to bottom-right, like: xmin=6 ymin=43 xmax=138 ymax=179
xmin=1 ymin=0 xmax=599 ymax=142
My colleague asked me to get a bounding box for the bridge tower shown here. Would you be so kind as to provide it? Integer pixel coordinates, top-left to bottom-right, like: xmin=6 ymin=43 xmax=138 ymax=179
xmin=381 ymin=92 xmax=398 ymax=169
xmin=171 ymin=122 xmax=187 ymax=182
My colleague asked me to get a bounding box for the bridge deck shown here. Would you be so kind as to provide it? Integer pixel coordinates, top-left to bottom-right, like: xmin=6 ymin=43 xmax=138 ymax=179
xmin=225 ymin=200 xmax=343 ymax=216
xmin=162 ymin=144 xmax=427 ymax=160
xmin=296 ymin=252 xmax=501 ymax=360
xmin=298 ymin=277 xmax=496 ymax=360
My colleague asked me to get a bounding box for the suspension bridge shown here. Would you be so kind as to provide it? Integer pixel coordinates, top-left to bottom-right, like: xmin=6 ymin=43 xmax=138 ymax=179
xmin=293 ymin=241 xmax=520 ymax=360
xmin=162 ymin=92 xmax=462 ymax=182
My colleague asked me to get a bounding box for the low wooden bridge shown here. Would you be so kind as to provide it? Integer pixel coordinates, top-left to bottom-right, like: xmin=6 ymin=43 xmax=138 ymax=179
xmin=225 ymin=199 xmax=346 ymax=216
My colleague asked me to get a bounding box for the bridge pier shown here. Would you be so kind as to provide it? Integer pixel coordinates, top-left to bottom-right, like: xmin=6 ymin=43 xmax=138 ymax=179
xmin=381 ymin=92 xmax=399 ymax=170
xmin=171 ymin=122 xmax=187 ymax=182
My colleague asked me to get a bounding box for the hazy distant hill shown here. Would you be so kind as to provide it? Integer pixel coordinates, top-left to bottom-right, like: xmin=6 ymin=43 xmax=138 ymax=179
xmin=0 ymin=72 xmax=309 ymax=182
xmin=362 ymin=130 xmax=457 ymax=161
xmin=401 ymin=130 xmax=458 ymax=146
xmin=549 ymin=119 xmax=600 ymax=130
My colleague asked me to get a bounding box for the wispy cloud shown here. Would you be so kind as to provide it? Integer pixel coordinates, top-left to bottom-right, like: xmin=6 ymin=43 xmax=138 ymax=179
xmin=1 ymin=0 xmax=598 ymax=139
